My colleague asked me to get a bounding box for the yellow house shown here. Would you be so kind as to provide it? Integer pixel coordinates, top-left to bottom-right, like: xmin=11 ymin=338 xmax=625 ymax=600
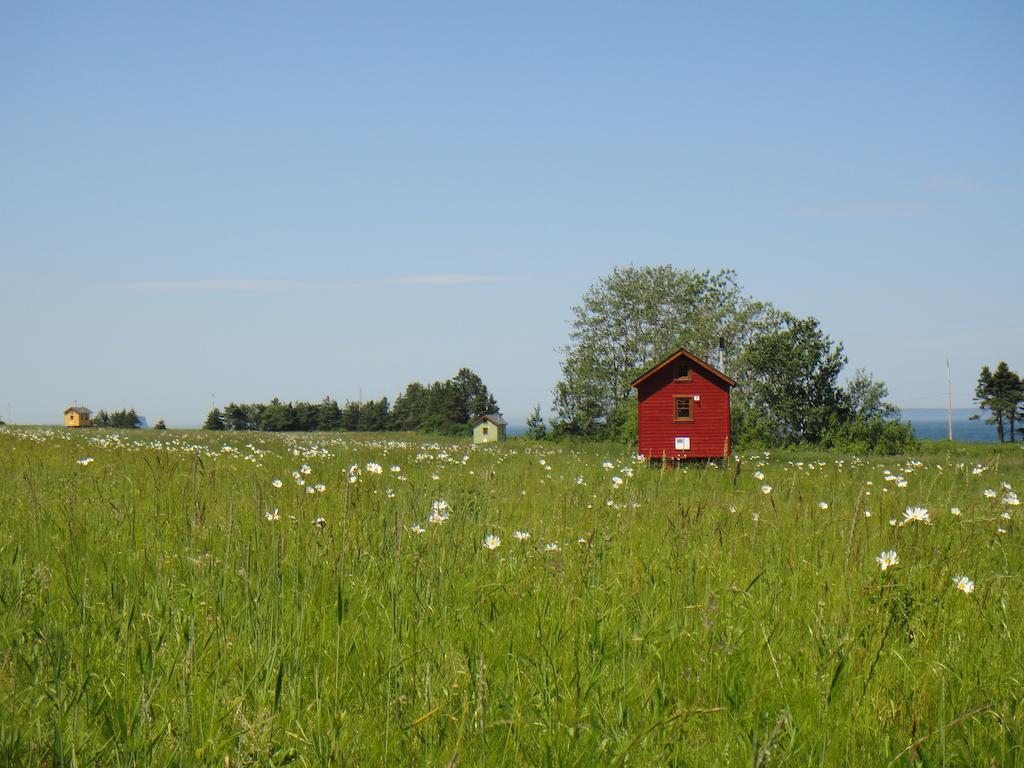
xmin=64 ymin=406 xmax=92 ymax=428
xmin=473 ymin=414 xmax=507 ymax=444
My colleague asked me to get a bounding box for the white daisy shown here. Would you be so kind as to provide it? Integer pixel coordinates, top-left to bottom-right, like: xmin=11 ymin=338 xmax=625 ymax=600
xmin=901 ymin=506 xmax=931 ymax=526
xmin=876 ymin=550 xmax=899 ymax=571
xmin=952 ymin=575 xmax=974 ymax=594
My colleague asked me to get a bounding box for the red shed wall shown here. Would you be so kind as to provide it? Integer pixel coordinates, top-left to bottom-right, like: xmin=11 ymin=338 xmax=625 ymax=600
xmin=636 ymin=364 xmax=731 ymax=459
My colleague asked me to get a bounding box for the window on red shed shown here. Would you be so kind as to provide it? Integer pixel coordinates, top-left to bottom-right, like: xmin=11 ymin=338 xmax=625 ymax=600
xmin=674 ymin=359 xmax=692 ymax=381
xmin=674 ymin=396 xmax=693 ymax=421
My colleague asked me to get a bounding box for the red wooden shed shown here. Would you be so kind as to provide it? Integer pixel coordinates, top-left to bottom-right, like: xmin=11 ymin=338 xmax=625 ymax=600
xmin=630 ymin=347 xmax=736 ymax=460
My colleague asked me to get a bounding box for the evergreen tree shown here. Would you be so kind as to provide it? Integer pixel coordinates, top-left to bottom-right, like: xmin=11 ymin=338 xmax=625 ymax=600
xmin=1005 ymin=367 xmax=1023 ymax=443
xmin=431 ymin=380 xmax=469 ymax=426
xmin=975 ymin=362 xmax=1023 ymax=443
xmin=340 ymin=400 xmax=362 ymax=431
xmin=154 ymin=419 xmax=167 ymax=430
xmin=261 ymin=398 xmax=295 ymax=431
xmin=204 ymin=408 xmax=226 ymax=431
xmin=295 ymin=401 xmax=320 ymax=431
xmin=526 ymin=404 xmax=547 ymax=439
xmin=453 ymin=368 xmax=499 ymax=420
xmin=224 ymin=403 xmax=249 ymax=431
xmin=107 ymin=408 xmax=141 ymax=428
xmin=357 ymin=398 xmax=391 ymax=431
xmin=392 ymin=382 xmax=429 ymax=431
xmin=317 ymin=397 xmax=343 ymax=430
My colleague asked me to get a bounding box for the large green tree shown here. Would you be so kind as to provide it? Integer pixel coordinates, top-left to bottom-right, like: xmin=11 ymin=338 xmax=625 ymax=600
xmin=553 ymin=265 xmax=777 ymax=435
xmin=736 ymin=316 xmax=847 ymax=445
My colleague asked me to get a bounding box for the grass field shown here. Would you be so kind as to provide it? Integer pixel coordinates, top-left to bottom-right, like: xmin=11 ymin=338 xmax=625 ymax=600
xmin=2 ymin=427 xmax=1022 ymax=766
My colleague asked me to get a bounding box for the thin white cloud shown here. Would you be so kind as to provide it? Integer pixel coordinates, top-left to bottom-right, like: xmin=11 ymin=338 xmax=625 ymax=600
xmin=118 ymin=273 xmax=524 ymax=292
xmin=794 ymin=202 xmax=926 ymax=218
xmin=120 ymin=279 xmax=312 ymax=292
xmin=396 ymin=273 xmax=523 ymax=286
xmin=926 ymin=176 xmax=982 ymax=193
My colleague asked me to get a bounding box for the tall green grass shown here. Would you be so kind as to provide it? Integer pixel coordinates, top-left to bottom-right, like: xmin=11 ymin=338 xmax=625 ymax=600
xmin=1 ymin=428 xmax=1021 ymax=765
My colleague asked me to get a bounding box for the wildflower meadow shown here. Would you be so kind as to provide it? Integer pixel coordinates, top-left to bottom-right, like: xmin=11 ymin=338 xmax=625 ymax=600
xmin=1 ymin=427 xmax=1022 ymax=765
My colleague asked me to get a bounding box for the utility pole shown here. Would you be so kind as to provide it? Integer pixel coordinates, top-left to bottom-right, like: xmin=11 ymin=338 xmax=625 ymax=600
xmin=946 ymin=360 xmax=954 ymax=441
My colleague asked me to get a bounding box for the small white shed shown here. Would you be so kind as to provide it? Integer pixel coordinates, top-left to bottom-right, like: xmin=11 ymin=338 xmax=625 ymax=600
xmin=473 ymin=414 xmax=507 ymax=444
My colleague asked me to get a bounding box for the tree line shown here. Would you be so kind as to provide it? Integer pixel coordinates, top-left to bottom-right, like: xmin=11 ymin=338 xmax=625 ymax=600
xmin=204 ymin=368 xmax=499 ymax=436
xmin=93 ymin=409 xmax=143 ymax=429
xmin=975 ymin=362 xmax=1024 ymax=442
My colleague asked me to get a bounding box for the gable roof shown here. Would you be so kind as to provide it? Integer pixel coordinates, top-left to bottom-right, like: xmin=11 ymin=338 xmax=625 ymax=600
xmin=474 ymin=413 xmax=507 ymax=426
xmin=630 ymin=346 xmax=736 ymax=389
xmin=64 ymin=406 xmax=92 ymax=415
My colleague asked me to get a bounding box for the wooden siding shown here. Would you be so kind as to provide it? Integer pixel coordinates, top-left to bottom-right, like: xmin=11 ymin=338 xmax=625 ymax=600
xmin=473 ymin=421 xmax=505 ymax=443
xmin=64 ymin=411 xmax=91 ymax=428
xmin=636 ymin=363 xmax=731 ymax=459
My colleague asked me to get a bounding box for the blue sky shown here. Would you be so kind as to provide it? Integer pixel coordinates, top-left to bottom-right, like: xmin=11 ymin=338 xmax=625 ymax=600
xmin=2 ymin=2 xmax=1021 ymax=426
